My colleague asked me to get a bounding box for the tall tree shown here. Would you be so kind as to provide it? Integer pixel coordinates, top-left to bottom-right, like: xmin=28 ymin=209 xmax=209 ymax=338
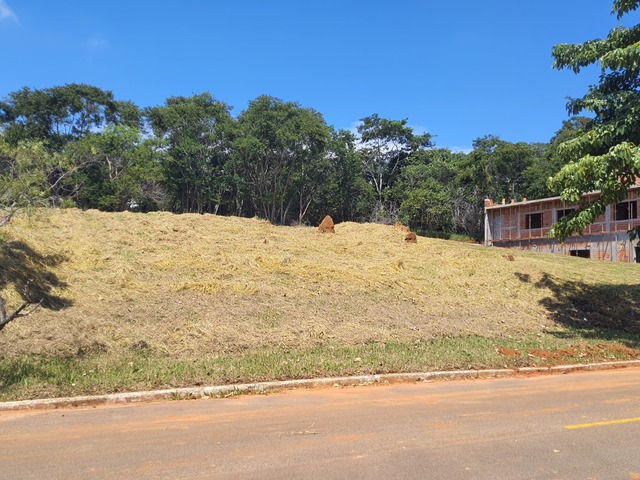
xmin=393 ymin=149 xmax=457 ymax=234
xmin=0 ymin=136 xmax=72 ymax=332
xmin=549 ymin=1 xmax=640 ymax=241
xmin=310 ymin=129 xmax=376 ymax=224
xmin=234 ymin=95 xmax=331 ymax=225
xmin=523 ymin=117 xmax=591 ymax=200
xmin=65 ymin=126 xmax=165 ymax=212
xmin=147 ymin=93 xmax=235 ymax=214
xmin=357 ymin=114 xmax=433 ymax=211
xmin=0 ymin=84 xmax=141 ymax=151
xmin=464 ymin=135 xmax=542 ymax=202
xmin=454 ymin=136 xmax=543 ymax=238
xmin=358 ymin=113 xmax=433 ymax=203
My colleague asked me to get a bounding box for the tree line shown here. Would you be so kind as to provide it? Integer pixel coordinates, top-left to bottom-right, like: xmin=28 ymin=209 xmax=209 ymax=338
xmin=0 ymin=83 xmax=589 ymax=240
xmin=3 ymin=1 xmax=640 ymax=244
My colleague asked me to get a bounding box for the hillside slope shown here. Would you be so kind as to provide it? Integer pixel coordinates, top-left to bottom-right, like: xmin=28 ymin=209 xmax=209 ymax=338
xmin=1 ymin=209 xmax=638 ymax=360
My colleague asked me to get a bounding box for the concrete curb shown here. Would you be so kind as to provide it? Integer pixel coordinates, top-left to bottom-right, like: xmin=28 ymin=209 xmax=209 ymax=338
xmin=2 ymin=360 xmax=639 ymax=412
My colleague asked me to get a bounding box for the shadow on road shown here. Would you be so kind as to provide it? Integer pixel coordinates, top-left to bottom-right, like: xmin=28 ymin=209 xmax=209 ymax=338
xmin=0 ymin=240 xmax=72 ymax=311
xmin=515 ymin=272 xmax=640 ymax=347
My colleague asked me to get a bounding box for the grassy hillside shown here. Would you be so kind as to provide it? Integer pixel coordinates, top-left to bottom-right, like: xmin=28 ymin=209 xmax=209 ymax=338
xmin=1 ymin=209 xmax=639 ymax=400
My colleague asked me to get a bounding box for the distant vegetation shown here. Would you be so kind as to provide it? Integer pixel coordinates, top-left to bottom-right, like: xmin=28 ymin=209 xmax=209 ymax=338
xmin=1 ymin=1 xmax=638 ymax=242
xmin=0 ymin=83 xmax=587 ymax=240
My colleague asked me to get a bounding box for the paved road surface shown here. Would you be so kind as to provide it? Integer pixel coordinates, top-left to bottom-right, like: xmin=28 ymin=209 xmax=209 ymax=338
xmin=1 ymin=368 xmax=639 ymax=479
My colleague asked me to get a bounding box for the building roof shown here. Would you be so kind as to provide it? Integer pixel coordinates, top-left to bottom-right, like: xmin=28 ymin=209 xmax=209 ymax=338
xmin=484 ymin=184 xmax=640 ymax=211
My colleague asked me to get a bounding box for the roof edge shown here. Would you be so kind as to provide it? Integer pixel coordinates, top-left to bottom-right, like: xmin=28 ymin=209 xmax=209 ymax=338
xmin=484 ymin=185 xmax=640 ymax=210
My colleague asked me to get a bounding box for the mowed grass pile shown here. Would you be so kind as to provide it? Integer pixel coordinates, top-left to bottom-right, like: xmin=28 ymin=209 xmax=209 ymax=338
xmin=1 ymin=208 xmax=639 ymax=400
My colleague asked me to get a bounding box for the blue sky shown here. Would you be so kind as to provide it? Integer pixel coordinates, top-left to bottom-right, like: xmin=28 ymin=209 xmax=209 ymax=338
xmin=0 ymin=1 xmax=635 ymax=151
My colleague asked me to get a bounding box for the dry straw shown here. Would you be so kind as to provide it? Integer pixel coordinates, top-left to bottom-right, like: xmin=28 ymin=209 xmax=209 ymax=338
xmin=1 ymin=209 xmax=638 ymax=359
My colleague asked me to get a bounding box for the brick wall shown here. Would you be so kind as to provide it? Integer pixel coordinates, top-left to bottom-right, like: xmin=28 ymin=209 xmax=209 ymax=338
xmin=485 ymin=187 xmax=640 ymax=263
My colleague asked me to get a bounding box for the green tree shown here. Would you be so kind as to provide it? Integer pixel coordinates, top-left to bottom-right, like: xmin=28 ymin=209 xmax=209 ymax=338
xmin=0 ymin=138 xmax=58 ymax=226
xmin=234 ymin=95 xmax=331 ymax=224
xmin=549 ymin=1 xmax=640 ymax=241
xmin=357 ymin=114 xmax=433 ymax=217
xmin=399 ymin=187 xmax=454 ymax=234
xmin=464 ymin=135 xmax=542 ymax=202
xmin=0 ymin=137 xmax=72 ymax=332
xmin=455 ymin=137 xmax=543 ymax=238
xmin=310 ymin=129 xmax=376 ymax=224
xmin=147 ymin=93 xmax=235 ymax=214
xmin=0 ymin=84 xmax=141 ymax=151
xmin=390 ymin=148 xmax=467 ymax=235
xmin=66 ymin=126 xmax=165 ymax=212
xmin=523 ymin=117 xmax=591 ymax=200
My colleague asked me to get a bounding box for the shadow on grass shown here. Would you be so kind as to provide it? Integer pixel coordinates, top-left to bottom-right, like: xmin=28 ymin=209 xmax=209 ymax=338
xmin=515 ymin=272 xmax=640 ymax=347
xmin=0 ymin=240 xmax=72 ymax=310
xmin=0 ymin=356 xmax=58 ymax=393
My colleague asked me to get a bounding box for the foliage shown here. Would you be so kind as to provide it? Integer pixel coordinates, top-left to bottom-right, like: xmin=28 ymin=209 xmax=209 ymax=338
xmin=0 ymin=80 xmax=606 ymax=236
xmin=0 ymin=138 xmax=72 ymax=332
xmin=463 ymin=135 xmax=544 ymax=202
xmin=234 ymin=95 xmax=331 ymax=224
xmin=390 ymin=149 xmax=457 ymax=233
xmin=523 ymin=117 xmax=591 ymax=200
xmin=399 ymin=187 xmax=454 ymax=233
xmin=550 ymin=1 xmax=640 ymax=242
xmin=0 ymin=138 xmax=65 ymax=225
xmin=357 ymin=114 xmax=433 ymax=210
xmin=147 ymin=93 xmax=235 ymax=214
xmin=66 ymin=126 xmax=165 ymax=212
xmin=451 ymin=137 xmax=546 ymax=239
xmin=310 ymin=129 xmax=376 ymax=223
xmin=0 ymin=84 xmax=141 ymax=151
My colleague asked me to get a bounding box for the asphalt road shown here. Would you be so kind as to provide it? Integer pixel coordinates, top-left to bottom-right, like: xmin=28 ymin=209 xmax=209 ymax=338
xmin=1 ymin=368 xmax=639 ymax=480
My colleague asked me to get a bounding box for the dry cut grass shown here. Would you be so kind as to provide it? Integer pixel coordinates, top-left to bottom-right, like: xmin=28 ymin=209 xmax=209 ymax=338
xmin=1 ymin=208 xmax=639 ymax=362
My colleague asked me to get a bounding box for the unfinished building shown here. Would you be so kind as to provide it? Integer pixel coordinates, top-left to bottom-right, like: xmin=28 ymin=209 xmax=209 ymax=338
xmin=483 ymin=185 xmax=640 ymax=262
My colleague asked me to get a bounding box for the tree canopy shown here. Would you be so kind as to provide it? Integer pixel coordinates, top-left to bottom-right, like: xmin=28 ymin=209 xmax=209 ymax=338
xmin=0 ymin=84 xmax=140 ymax=151
xmin=0 ymin=78 xmax=585 ymax=241
xmin=0 ymin=139 xmax=59 ymax=226
xmin=357 ymin=114 xmax=433 ymax=206
xmin=147 ymin=93 xmax=234 ymax=214
xmin=234 ymin=95 xmax=331 ymax=224
xmin=549 ymin=1 xmax=640 ymax=242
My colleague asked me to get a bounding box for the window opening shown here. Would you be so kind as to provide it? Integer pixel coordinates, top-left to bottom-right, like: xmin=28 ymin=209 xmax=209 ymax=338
xmin=570 ymin=249 xmax=590 ymax=259
xmin=525 ymin=213 xmax=542 ymax=229
xmin=615 ymin=200 xmax=638 ymax=221
xmin=556 ymin=208 xmax=575 ymax=221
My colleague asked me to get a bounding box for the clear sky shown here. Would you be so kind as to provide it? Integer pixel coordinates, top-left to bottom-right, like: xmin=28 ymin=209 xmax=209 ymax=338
xmin=0 ymin=1 xmax=636 ymax=151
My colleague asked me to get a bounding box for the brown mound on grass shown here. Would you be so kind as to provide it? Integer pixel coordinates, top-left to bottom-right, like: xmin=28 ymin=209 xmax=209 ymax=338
xmin=394 ymin=222 xmax=410 ymax=232
xmin=404 ymin=232 xmax=417 ymax=243
xmin=318 ymin=215 xmax=335 ymax=234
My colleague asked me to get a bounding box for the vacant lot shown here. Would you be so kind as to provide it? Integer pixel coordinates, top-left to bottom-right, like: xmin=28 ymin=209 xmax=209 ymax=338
xmin=1 ymin=209 xmax=639 ymax=400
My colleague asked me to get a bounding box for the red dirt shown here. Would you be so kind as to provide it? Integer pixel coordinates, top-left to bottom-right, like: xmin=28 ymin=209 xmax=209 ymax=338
xmin=404 ymin=232 xmax=417 ymax=243
xmin=318 ymin=215 xmax=335 ymax=234
xmin=600 ymin=344 xmax=637 ymax=356
xmin=496 ymin=346 xmax=520 ymax=356
xmin=496 ymin=343 xmax=640 ymax=367
xmin=394 ymin=222 xmax=410 ymax=232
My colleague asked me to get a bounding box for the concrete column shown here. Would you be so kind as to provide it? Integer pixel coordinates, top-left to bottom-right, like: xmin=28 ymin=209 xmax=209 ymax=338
xmin=484 ymin=211 xmax=491 ymax=246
